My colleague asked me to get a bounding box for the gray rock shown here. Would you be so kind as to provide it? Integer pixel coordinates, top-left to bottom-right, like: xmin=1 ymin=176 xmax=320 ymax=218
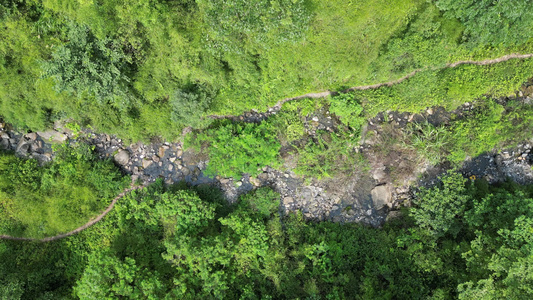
xmin=371 ymin=185 xmax=392 ymax=210
xmin=16 ymin=139 xmax=32 ymax=155
xmin=26 ymin=132 xmax=37 ymax=141
xmin=114 ymin=150 xmax=130 ymax=165
xmin=142 ymin=159 xmax=153 ymax=169
xmin=182 ymin=168 xmax=190 ymax=176
xmin=37 ymin=131 xmax=67 ymax=143
xmin=283 ymin=197 xmax=294 ymax=205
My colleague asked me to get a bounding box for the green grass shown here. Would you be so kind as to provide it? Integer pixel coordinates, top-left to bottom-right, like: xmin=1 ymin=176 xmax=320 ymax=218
xmin=0 ymin=143 xmax=129 ymax=238
xmin=358 ymin=58 xmax=533 ymax=117
xmin=400 ymin=98 xmax=533 ymax=165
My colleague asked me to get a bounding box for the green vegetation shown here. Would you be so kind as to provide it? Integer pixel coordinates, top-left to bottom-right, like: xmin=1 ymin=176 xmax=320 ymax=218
xmin=1 ymin=175 xmax=533 ymax=298
xmin=185 ymin=120 xmax=281 ymax=180
xmin=403 ymin=98 xmax=533 ymax=164
xmin=360 ymin=59 xmax=533 ymax=116
xmin=1 ymin=1 xmax=533 ymax=299
xmin=0 ymin=143 xmax=129 ymax=238
xmin=1 ymin=0 xmax=533 ymax=141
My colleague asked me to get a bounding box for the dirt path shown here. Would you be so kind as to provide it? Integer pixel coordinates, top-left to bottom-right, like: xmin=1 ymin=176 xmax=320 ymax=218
xmin=210 ymin=53 xmax=533 ymax=119
xmin=0 ymin=184 xmax=148 ymax=242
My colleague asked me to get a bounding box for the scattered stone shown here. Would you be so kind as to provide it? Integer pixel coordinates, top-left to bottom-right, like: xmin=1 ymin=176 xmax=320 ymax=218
xmin=158 ymin=146 xmax=166 ymax=158
xmin=182 ymin=168 xmax=190 ymax=176
xmin=283 ymin=197 xmax=294 ymax=205
xmin=142 ymin=159 xmax=153 ymax=169
xmin=235 ymin=181 xmax=242 ymax=187
xmin=168 ymin=164 xmax=174 ymax=171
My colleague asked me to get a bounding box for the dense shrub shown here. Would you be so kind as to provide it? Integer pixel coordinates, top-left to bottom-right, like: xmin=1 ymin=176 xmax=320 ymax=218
xmin=185 ymin=120 xmax=281 ymax=180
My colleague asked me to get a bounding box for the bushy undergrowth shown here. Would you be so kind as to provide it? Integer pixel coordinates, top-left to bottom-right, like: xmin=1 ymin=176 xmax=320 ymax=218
xmin=2 ymin=174 xmax=533 ymax=298
xmin=403 ymin=98 xmax=533 ymax=165
xmin=0 ymin=143 xmax=129 ymax=238
xmin=293 ymin=131 xmax=365 ymax=181
xmin=185 ymin=120 xmax=281 ymax=181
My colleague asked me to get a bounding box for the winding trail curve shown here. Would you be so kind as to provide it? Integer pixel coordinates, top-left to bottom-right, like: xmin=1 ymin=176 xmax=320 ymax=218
xmin=2 ymin=53 xmax=533 ymax=242
xmin=209 ymin=53 xmax=533 ymax=119
xmin=0 ymin=184 xmax=148 ymax=242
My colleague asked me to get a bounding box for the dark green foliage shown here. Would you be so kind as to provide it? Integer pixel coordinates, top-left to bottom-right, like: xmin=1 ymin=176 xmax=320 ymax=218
xmin=433 ymin=0 xmax=533 ymax=45
xmin=170 ymin=85 xmax=214 ymax=129
xmin=239 ymin=187 xmax=280 ymax=218
xmin=0 ymin=143 xmax=129 ymax=238
xmin=2 ymin=175 xmax=533 ymax=298
xmin=185 ymin=120 xmax=281 ymax=180
xmin=42 ymin=23 xmax=134 ymax=109
xmin=411 ymin=171 xmax=469 ymax=237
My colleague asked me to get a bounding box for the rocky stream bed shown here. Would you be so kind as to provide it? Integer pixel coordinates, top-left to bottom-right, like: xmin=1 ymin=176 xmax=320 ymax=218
xmin=1 ymin=97 xmax=533 ymax=226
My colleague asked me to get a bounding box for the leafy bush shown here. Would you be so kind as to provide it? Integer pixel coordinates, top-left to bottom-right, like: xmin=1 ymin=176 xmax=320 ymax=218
xmin=239 ymin=187 xmax=280 ymax=218
xmin=410 ymin=171 xmax=470 ymax=237
xmin=329 ymin=92 xmax=365 ymax=132
xmin=170 ymin=85 xmax=214 ymax=130
xmin=433 ymin=0 xmax=533 ymax=45
xmin=42 ymin=23 xmax=134 ymax=109
xmin=185 ymin=120 xmax=281 ymax=180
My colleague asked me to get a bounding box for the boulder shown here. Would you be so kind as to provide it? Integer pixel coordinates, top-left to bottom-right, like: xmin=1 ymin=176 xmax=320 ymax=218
xmin=37 ymin=130 xmax=67 ymax=143
xmin=16 ymin=139 xmax=32 ymax=156
xmin=371 ymin=185 xmax=392 ymax=210
xmin=114 ymin=150 xmax=130 ymax=166
xmin=25 ymin=132 xmax=37 ymax=141
xmin=249 ymin=177 xmax=261 ymax=186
